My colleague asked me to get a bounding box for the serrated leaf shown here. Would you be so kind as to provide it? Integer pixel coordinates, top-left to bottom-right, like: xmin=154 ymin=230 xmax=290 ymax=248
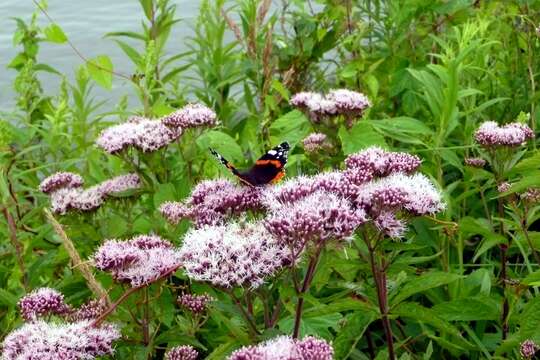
xmin=87 ymin=55 xmax=113 ymax=89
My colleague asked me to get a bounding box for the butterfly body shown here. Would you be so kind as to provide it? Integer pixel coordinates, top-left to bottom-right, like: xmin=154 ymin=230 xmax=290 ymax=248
xmin=209 ymin=142 xmax=290 ymax=186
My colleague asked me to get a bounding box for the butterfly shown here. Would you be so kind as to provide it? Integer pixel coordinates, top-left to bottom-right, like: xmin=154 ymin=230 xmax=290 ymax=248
xmin=209 ymin=142 xmax=290 ymax=186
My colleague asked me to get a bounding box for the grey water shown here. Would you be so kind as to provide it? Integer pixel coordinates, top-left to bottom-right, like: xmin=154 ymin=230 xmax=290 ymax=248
xmin=0 ymin=0 xmax=201 ymax=109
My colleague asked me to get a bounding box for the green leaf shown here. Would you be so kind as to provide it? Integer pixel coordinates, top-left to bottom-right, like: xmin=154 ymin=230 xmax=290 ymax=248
xmin=522 ymin=268 xmax=540 ymax=286
xmin=278 ymin=312 xmax=342 ymax=339
xmin=196 ymin=130 xmax=244 ymax=163
xmin=390 ymin=271 xmax=462 ymax=306
xmin=497 ymin=296 xmax=540 ymax=354
xmin=271 ymin=80 xmax=290 ymax=100
xmin=153 ymin=183 xmax=177 ymax=208
xmin=393 ymin=302 xmax=472 ymax=350
xmin=432 ymin=296 xmax=499 ymax=321
xmin=510 ymin=151 xmax=540 ymax=176
xmin=0 ymin=288 xmax=19 ymax=307
xmin=333 ymin=311 xmax=376 ymax=359
xmin=339 ymin=122 xmax=387 ymax=155
xmin=206 ymin=340 xmax=241 ymax=360
xmin=87 ymin=55 xmax=114 ymax=89
xmin=114 ymin=40 xmax=142 ymax=66
xmin=43 ymin=24 xmax=67 ymax=43
xmin=269 ymin=110 xmax=311 ymax=149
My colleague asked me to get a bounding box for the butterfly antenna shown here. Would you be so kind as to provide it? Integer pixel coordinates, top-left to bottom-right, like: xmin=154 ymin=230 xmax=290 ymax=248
xmin=208 ymin=148 xmax=242 ymax=176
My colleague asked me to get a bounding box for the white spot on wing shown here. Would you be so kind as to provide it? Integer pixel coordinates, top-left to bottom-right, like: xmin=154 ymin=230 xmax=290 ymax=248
xmin=268 ymin=150 xmax=277 ymax=155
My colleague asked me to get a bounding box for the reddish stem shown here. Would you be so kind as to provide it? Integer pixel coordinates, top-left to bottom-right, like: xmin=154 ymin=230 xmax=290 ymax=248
xmin=293 ymin=245 xmax=323 ymax=338
xmin=368 ymin=244 xmax=395 ymax=360
xmin=91 ymin=266 xmax=180 ymax=327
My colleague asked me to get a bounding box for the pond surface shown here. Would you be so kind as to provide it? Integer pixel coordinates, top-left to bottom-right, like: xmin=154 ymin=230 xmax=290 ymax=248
xmin=0 ymin=0 xmax=200 ymax=108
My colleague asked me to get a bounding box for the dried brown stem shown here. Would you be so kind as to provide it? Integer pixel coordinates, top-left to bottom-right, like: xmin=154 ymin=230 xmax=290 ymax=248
xmin=2 ymin=207 xmax=28 ymax=290
xmin=44 ymin=209 xmax=110 ymax=305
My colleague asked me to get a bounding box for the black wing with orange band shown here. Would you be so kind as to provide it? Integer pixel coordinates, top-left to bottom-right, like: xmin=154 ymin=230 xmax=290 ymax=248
xmin=209 ymin=142 xmax=290 ymax=186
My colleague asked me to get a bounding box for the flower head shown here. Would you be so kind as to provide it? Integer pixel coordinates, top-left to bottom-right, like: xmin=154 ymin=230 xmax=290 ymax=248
xmin=474 ymin=121 xmax=534 ymax=147
xmin=162 ymin=103 xmax=217 ymax=129
xmin=96 ymin=118 xmax=181 ymax=154
xmin=327 ymin=89 xmax=371 ymax=120
xmin=290 ymin=91 xmax=320 ymax=109
xmin=228 ymin=335 xmax=333 ymax=360
xmin=464 ymin=157 xmax=486 ymax=168
xmin=165 ymin=345 xmax=199 ymax=360
xmin=98 ymin=173 xmax=141 ymax=194
xmin=344 ymin=146 xmax=421 ymax=185
xmin=497 ymin=182 xmax=511 ymax=193
xmin=162 ymin=179 xmax=262 ymax=227
xmin=302 ymin=133 xmax=332 ymax=153
xmin=374 ymin=211 xmax=407 ymax=239
xmin=39 ymin=172 xmax=84 ymax=194
xmin=521 ymin=188 xmax=540 ymax=203
xmin=520 ymin=339 xmax=539 ymax=359
xmin=95 ymin=121 xmax=139 ymax=154
xmin=68 ymin=299 xmax=107 ymax=321
xmin=48 ymin=173 xmax=141 ymax=215
xmin=1 ymin=320 xmax=120 ymax=360
xmin=160 ymin=201 xmax=193 ymax=225
xmin=93 ymin=235 xmax=182 ymax=287
xmin=264 ymin=191 xmax=366 ymax=250
xmin=353 ymin=173 xmax=445 ymax=216
xmin=179 ymin=221 xmax=290 ymax=288
xmin=18 ymin=288 xmax=71 ymax=321
xmin=178 ymin=293 xmax=214 ymax=314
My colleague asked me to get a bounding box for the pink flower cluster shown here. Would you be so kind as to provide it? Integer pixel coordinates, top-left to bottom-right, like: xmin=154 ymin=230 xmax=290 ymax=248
xmin=302 ymin=133 xmax=332 ymax=153
xmin=165 ymin=345 xmax=199 ymax=360
xmin=96 ymin=117 xmax=182 ymax=154
xmin=497 ymin=182 xmax=511 ymax=193
xmin=68 ymin=299 xmax=107 ymax=321
xmin=353 ymin=173 xmax=444 ymax=237
xmin=93 ymin=235 xmax=182 ymax=287
xmin=39 ymin=172 xmax=84 ymax=194
xmin=45 ymin=173 xmax=141 ymax=214
xmin=162 ymin=103 xmax=217 ymax=129
xmin=178 ymin=293 xmax=214 ymax=314
xmin=464 ymin=157 xmax=486 ymax=168
xmin=521 ymin=188 xmax=540 ymax=203
xmin=1 ymin=320 xmax=120 ymax=360
xmin=474 ymin=121 xmax=534 ymax=147
xmin=290 ymin=89 xmax=370 ymax=124
xmin=344 ymin=146 xmax=421 ymax=185
xmin=160 ymin=179 xmax=262 ymax=227
xmin=17 ymin=288 xmax=71 ymax=321
xmin=179 ymin=221 xmax=291 ymax=288
xmin=261 ymin=146 xmax=442 ymax=240
xmin=228 ymin=335 xmax=333 ymax=360
xmin=264 ymin=191 xmax=366 ymax=251
xmin=521 ymin=339 xmax=539 ymax=359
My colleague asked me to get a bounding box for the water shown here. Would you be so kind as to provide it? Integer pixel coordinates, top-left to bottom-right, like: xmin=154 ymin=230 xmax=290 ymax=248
xmin=0 ymin=0 xmax=200 ymax=108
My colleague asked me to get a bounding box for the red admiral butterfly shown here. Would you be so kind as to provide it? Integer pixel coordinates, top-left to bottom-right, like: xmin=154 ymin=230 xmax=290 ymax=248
xmin=209 ymin=142 xmax=290 ymax=186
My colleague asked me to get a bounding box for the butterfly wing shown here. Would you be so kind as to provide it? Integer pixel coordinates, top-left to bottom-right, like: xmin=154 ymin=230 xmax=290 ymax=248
xmin=209 ymin=142 xmax=290 ymax=186
xmin=242 ymin=142 xmax=290 ymax=186
xmin=208 ymin=148 xmax=253 ymax=186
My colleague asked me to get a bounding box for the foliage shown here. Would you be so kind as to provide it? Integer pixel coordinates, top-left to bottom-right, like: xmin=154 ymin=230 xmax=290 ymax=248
xmin=3 ymin=0 xmax=540 ymax=359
